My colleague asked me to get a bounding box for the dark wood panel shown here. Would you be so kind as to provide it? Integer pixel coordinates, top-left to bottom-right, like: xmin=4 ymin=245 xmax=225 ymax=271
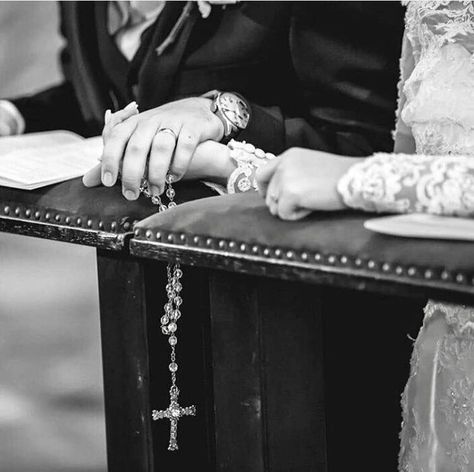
xmin=208 ymin=271 xmax=327 ymax=472
xmin=208 ymin=271 xmax=267 ymax=472
xmin=97 ymin=251 xmax=154 ymax=472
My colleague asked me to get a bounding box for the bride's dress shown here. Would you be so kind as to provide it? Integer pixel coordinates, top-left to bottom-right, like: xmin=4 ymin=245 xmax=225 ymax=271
xmin=338 ymin=2 xmax=474 ymax=471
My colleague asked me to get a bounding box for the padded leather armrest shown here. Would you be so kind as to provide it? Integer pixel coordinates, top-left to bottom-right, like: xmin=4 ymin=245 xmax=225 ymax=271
xmin=132 ymin=192 xmax=474 ymax=299
xmin=0 ymin=178 xmax=213 ymax=249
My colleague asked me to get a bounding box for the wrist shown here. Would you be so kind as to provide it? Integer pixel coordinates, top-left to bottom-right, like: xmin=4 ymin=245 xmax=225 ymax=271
xmin=336 ymin=157 xmax=365 ymax=208
xmin=201 ymin=97 xmax=225 ymax=141
xmin=210 ymin=146 xmax=234 ymax=184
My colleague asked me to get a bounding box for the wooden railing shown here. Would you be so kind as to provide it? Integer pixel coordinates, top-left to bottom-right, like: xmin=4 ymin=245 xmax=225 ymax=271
xmin=1 ymin=179 xmax=473 ymax=471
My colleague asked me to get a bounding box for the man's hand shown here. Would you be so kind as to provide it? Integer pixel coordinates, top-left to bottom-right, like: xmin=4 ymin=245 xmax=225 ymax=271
xmin=97 ymin=97 xmax=225 ymax=200
xmin=84 ymin=139 xmax=234 ymax=189
xmin=256 ymin=148 xmax=362 ymax=220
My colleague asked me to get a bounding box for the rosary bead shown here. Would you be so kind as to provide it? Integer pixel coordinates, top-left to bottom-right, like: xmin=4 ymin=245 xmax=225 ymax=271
xmin=175 ymin=268 xmax=183 ymax=278
xmin=169 ymin=362 xmax=178 ymax=372
xmin=161 ymin=315 xmax=169 ymax=325
xmin=168 ymin=322 xmax=177 ymax=333
xmin=175 ymin=296 xmax=183 ymax=307
xmin=169 ymin=336 xmax=178 ymax=346
xmin=255 ymin=148 xmax=265 ymax=159
xmin=166 ymin=187 xmax=176 ymax=199
xmin=243 ymin=143 xmax=255 ymax=153
xmin=162 ymin=326 xmax=170 ymax=335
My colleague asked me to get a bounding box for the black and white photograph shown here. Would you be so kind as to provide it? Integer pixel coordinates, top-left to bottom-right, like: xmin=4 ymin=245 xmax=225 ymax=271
xmin=0 ymin=1 xmax=473 ymax=471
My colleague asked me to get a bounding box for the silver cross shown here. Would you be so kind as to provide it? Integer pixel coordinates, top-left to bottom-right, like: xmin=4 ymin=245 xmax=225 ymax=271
xmin=152 ymin=387 xmax=196 ymax=451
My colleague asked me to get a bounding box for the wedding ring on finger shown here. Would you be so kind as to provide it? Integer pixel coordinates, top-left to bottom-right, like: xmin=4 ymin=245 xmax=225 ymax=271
xmin=157 ymin=127 xmax=178 ymax=141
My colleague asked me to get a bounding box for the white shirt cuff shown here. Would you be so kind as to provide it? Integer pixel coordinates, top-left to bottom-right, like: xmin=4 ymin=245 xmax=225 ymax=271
xmin=0 ymin=100 xmax=25 ymax=135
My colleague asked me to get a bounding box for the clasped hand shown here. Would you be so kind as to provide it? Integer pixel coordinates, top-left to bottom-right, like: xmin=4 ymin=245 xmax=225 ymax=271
xmin=256 ymin=148 xmax=360 ymax=220
xmin=83 ymin=97 xmax=232 ymax=199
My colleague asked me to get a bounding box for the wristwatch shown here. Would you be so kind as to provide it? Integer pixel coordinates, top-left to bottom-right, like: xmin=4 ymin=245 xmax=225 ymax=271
xmin=206 ymin=91 xmax=251 ymax=141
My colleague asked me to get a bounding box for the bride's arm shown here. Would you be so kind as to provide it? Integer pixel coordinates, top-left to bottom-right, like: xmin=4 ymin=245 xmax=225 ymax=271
xmin=256 ymin=149 xmax=474 ymax=220
xmin=337 ymin=153 xmax=474 ymax=217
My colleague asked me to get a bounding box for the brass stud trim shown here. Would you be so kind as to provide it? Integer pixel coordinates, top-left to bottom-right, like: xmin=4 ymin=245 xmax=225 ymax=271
xmin=131 ymin=229 xmax=474 ymax=286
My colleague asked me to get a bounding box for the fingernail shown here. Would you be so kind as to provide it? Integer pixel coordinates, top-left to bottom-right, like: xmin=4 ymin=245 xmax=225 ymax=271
xmin=124 ymin=190 xmax=137 ymax=201
xmin=103 ymin=171 xmax=114 ymax=187
xmin=104 ymin=109 xmax=111 ymax=124
xmin=126 ymin=101 xmax=138 ymax=110
xmin=150 ymin=185 xmax=162 ymax=197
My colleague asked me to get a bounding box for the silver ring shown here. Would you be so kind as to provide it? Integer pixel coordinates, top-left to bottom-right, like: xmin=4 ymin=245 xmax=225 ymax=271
xmin=157 ymin=127 xmax=177 ymax=140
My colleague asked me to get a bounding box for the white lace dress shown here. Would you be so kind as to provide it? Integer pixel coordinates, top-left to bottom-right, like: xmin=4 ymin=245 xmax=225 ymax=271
xmin=337 ymin=2 xmax=474 ymax=471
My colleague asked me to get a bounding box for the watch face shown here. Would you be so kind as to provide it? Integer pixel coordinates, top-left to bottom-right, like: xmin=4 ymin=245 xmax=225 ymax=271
xmin=219 ymin=93 xmax=250 ymax=129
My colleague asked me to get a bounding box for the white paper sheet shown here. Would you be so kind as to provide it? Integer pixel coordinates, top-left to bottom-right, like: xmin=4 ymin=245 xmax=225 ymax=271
xmin=364 ymin=214 xmax=474 ymax=241
xmin=0 ymin=132 xmax=102 ymax=190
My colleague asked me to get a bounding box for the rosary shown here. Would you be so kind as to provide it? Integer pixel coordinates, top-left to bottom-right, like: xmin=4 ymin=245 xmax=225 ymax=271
xmin=139 ymin=139 xmax=274 ymax=451
xmin=140 ymin=175 xmax=196 ymax=452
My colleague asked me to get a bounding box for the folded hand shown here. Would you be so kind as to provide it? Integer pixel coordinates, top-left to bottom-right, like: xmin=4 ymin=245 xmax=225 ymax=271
xmin=83 ymin=97 xmax=226 ymax=200
xmin=256 ymin=148 xmax=361 ymax=220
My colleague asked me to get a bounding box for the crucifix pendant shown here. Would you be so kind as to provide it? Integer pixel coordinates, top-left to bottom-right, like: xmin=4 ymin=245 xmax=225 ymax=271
xmin=152 ymin=386 xmax=196 ymax=451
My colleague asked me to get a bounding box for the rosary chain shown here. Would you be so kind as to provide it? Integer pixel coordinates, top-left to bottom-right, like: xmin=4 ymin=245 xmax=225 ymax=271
xmin=140 ymin=175 xmax=190 ymax=407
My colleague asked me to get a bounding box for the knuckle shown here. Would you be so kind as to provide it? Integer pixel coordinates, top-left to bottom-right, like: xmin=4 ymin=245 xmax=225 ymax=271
xmin=121 ymin=174 xmax=141 ymax=188
xmin=127 ymin=141 xmax=145 ymax=154
xmin=100 ymin=151 xmax=118 ymax=168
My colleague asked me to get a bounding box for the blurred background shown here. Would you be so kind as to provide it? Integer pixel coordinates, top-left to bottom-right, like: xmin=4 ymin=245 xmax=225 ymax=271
xmin=0 ymin=2 xmax=106 ymax=471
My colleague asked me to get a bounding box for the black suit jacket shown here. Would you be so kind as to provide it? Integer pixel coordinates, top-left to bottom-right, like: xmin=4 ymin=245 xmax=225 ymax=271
xmin=11 ymin=1 xmax=405 ymax=156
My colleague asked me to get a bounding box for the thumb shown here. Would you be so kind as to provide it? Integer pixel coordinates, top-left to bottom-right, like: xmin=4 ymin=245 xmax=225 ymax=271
xmin=256 ymin=156 xmax=281 ymax=197
xmin=82 ymin=163 xmax=102 ymax=187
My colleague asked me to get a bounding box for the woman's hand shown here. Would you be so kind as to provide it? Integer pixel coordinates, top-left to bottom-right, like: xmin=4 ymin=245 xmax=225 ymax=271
xmin=83 ymin=100 xmax=232 ymax=196
xmin=256 ymin=147 xmax=363 ymax=220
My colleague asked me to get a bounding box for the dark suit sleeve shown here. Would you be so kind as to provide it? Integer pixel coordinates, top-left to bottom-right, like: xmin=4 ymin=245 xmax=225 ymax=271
xmin=10 ymin=81 xmax=87 ymax=135
xmin=239 ymin=101 xmax=392 ymax=158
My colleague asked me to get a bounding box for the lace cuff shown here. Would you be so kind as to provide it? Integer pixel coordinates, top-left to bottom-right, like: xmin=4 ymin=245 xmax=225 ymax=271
xmin=337 ymin=153 xmax=474 ymax=216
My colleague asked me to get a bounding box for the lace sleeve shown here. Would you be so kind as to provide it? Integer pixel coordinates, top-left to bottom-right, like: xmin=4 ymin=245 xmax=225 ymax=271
xmin=337 ymin=153 xmax=474 ymax=217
